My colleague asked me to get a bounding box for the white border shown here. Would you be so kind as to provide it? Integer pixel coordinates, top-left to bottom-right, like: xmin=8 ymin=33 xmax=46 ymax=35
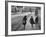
xmin=8 ymin=2 xmax=44 ymax=35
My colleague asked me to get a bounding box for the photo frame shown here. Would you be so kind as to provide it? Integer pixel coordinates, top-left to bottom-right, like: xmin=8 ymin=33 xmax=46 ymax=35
xmin=5 ymin=1 xmax=45 ymax=36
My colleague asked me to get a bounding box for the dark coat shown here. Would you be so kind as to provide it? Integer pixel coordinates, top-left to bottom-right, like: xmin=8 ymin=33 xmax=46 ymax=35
xmin=22 ymin=16 xmax=27 ymax=25
xmin=35 ymin=16 xmax=38 ymax=24
xmin=30 ymin=16 xmax=35 ymax=24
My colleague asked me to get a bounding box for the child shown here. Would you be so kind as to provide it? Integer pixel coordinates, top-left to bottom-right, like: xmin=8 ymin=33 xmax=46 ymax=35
xmin=22 ymin=16 xmax=27 ymax=30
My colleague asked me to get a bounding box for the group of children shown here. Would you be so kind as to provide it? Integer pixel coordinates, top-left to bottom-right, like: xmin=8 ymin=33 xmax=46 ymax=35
xmin=22 ymin=8 xmax=41 ymax=30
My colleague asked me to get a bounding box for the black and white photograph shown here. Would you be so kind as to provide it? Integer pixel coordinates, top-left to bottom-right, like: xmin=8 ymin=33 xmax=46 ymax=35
xmin=8 ymin=2 xmax=45 ymax=35
xmin=11 ymin=6 xmax=41 ymax=31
